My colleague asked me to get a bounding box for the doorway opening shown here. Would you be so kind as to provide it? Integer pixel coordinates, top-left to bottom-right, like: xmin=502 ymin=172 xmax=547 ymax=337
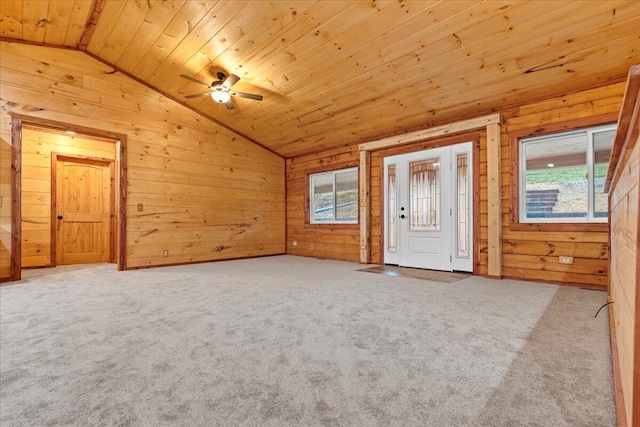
xmin=8 ymin=115 xmax=127 ymax=281
xmin=383 ymin=142 xmax=473 ymax=272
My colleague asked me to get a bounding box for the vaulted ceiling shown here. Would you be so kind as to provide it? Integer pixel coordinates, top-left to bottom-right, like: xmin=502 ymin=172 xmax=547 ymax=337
xmin=1 ymin=0 xmax=639 ymax=158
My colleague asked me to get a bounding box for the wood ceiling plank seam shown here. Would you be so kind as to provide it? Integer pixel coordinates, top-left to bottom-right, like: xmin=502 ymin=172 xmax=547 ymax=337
xmin=248 ymin=1 xmax=636 ymax=134
xmin=397 ymin=12 xmax=639 ymax=106
xmin=514 ymin=82 xmax=626 ymax=117
xmin=514 ymin=17 xmax=640 ymax=72
xmin=194 ymin=1 xmax=351 ymax=99
xmin=456 ymin=5 xmax=640 ymax=77
xmin=85 ymin=0 xmax=126 ymax=53
xmin=247 ymin=0 xmax=441 ymax=99
xmin=98 ymin=0 xmax=153 ymax=64
xmin=222 ymin=0 xmax=393 ymax=84
xmin=272 ymin=82 xmax=621 ymax=157
xmin=170 ymin=1 xmax=291 ymax=96
xmin=114 ymin=0 xmax=187 ymax=70
xmin=21 ymin=0 xmax=50 ymax=42
xmin=42 ymin=0 xmax=75 ymax=46
xmin=276 ymin=0 xmax=592 ymax=123
xmin=390 ymin=0 xmax=574 ymax=73
xmin=147 ymin=0 xmax=255 ymax=91
xmin=179 ymin=1 xmax=318 ymax=91
xmin=215 ymin=1 xmax=367 ymax=93
xmin=302 ymin=65 xmax=624 ymax=137
xmin=130 ymin=1 xmax=217 ymax=79
xmin=312 ymin=41 xmax=628 ymax=134
xmin=297 ymin=75 xmax=624 ymax=152
xmin=64 ymin=0 xmax=96 ymax=47
xmin=234 ymin=0 xmax=511 ymax=119
xmin=423 ymin=42 xmax=635 ymax=108
xmin=252 ymin=0 xmax=492 ymax=106
xmin=0 ymin=0 xmax=24 ymax=39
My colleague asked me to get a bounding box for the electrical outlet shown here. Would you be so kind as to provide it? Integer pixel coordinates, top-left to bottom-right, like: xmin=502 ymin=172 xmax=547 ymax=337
xmin=559 ymin=256 xmax=574 ymax=265
xmin=163 ymin=249 xmax=168 ymax=257
xmin=292 ymin=241 xmax=297 ymax=247
xmin=137 ymin=203 xmax=144 ymax=212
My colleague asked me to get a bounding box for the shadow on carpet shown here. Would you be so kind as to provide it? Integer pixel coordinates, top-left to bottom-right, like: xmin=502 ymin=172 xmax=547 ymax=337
xmin=358 ymin=265 xmax=471 ymax=283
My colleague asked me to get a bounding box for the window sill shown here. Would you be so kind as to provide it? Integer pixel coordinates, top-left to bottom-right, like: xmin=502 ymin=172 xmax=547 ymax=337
xmin=305 ymin=223 xmax=359 ymax=229
xmin=509 ymin=221 xmax=608 ymax=232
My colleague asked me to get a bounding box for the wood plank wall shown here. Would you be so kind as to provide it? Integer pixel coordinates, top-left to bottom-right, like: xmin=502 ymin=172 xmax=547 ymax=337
xmin=608 ymin=66 xmax=639 ymax=427
xmin=0 ymin=135 xmax=10 ymax=278
xmin=286 ymin=82 xmax=625 ymax=288
xmin=286 ymin=145 xmax=361 ymax=261
xmin=0 ymin=41 xmax=285 ymax=274
xmin=20 ymin=127 xmax=116 ymax=268
xmin=501 ymin=83 xmax=624 ymax=288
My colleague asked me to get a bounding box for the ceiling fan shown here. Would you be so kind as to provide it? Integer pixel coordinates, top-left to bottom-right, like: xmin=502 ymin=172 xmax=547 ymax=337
xmin=180 ymin=72 xmax=263 ymax=110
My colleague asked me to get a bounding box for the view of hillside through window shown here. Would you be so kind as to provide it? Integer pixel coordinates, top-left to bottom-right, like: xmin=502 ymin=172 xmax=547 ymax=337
xmin=311 ymin=168 xmax=358 ymax=223
xmin=521 ymin=125 xmax=615 ymax=222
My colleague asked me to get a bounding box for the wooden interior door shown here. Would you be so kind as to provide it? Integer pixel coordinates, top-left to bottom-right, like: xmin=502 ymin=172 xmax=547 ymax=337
xmin=55 ymin=156 xmax=113 ymax=265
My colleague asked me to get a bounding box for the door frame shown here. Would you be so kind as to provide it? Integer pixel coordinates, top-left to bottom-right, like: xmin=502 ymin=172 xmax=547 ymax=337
xmin=8 ymin=113 xmax=127 ymax=281
xmin=51 ymin=154 xmax=116 ymax=267
xmin=378 ymin=134 xmax=481 ymax=275
xmin=383 ymin=142 xmax=474 ymax=272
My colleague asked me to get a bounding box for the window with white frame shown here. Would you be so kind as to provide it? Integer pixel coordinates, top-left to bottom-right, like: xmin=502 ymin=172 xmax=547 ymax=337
xmin=309 ymin=168 xmax=358 ymax=224
xmin=519 ymin=124 xmax=616 ymax=223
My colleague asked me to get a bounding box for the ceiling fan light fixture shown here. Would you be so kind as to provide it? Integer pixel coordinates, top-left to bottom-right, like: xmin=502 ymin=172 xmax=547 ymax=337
xmin=211 ymin=91 xmax=231 ymax=103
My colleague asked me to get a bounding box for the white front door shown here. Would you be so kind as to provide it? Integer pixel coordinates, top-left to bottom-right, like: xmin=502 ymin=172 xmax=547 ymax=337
xmin=384 ymin=142 xmax=473 ymax=272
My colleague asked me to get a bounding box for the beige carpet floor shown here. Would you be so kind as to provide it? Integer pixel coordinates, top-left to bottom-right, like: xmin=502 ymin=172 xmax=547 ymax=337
xmin=0 ymin=255 xmax=615 ymax=426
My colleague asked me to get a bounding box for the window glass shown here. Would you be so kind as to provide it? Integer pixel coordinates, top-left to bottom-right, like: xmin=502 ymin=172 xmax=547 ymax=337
xmin=310 ymin=168 xmax=358 ymax=224
xmin=456 ymin=154 xmax=469 ymax=258
xmin=593 ymin=129 xmax=615 ymax=218
xmin=520 ymin=124 xmax=615 ymax=223
xmin=387 ymin=165 xmax=397 ymax=252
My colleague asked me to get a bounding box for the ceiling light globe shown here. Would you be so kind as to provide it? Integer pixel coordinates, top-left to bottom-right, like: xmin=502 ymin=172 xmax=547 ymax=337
xmin=211 ymin=91 xmax=231 ymax=103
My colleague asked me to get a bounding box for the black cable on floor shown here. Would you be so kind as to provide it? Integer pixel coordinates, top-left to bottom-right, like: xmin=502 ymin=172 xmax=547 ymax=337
xmin=594 ymin=301 xmax=614 ymax=318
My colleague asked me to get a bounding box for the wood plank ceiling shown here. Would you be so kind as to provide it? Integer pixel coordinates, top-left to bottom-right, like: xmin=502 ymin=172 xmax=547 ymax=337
xmin=1 ymin=0 xmax=639 ymax=158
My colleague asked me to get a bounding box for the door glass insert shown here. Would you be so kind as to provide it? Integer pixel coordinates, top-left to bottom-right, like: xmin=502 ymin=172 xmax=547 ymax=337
xmin=387 ymin=164 xmax=397 ymax=252
xmin=409 ymin=158 xmax=440 ymax=231
xmin=456 ymin=154 xmax=469 ymax=258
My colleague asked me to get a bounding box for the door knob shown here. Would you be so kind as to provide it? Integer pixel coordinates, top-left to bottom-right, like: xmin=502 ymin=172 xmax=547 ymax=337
xmin=400 ymin=214 xmax=406 ymax=219
xmin=57 ymin=215 xmax=63 ymax=220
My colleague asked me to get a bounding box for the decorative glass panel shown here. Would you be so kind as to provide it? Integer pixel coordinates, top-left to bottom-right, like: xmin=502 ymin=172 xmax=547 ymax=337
xmin=456 ymin=154 xmax=469 ymax=258
xmin=409 ymin=158 xmax=440 ymax=231
xmin=387 ymin=164 xmax=396 ymax=252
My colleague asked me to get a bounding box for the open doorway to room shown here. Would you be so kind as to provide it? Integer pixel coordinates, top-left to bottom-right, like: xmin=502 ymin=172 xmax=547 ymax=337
xmin=9 ymin=116 xmax=127 ymax=281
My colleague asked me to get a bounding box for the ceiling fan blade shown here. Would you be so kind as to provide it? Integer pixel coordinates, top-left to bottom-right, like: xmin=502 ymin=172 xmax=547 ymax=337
xmin=180 ymin=74 xmax=211 ymax=88
xmin=184 ymin=92 xmax=212 ymax=99
xmin=224 ymin=100 xmax=236 ymax=110
xmin=231 ymin=91 xmax=263 ymax=101
xmin=221 ymin=74 xmax=240 ymax=91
